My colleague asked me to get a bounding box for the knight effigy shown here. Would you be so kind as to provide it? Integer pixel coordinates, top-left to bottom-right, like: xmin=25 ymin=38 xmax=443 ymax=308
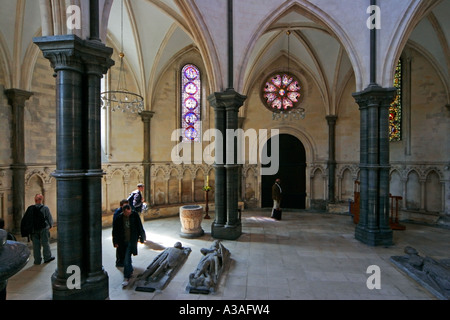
xmin=0 ymin=229 xmax=30 ymax=299
xmin=390 ymin=246 xmax=450 ymax=300
xmin=135 ymin=242 xmax=191 ymax=292
xmin=186 ymin=240 xmax=231 ymax=294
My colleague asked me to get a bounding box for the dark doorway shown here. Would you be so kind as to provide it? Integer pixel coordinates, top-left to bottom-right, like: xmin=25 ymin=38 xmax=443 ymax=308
xmin=261 ymin=134 xmax=306 ymax=209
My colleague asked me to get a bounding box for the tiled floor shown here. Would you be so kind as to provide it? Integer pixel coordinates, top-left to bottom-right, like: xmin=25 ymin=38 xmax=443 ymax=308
xmin=5 ymin=209 xmax=450 ymax=300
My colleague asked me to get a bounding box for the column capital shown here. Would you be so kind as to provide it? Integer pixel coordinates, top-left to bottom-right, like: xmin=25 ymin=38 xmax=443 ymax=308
xmin=325 ymin=115 xmax=338 ymax=125
xmin=33 ymin=34 xmax=114 ymax=75
xmin=352 ymin=85 xmax=397 ymax=107
xmin=140 ymin=111 xmax=155 ymax=122
xmin=4 ymin=89 xmax=33 ymax=107
xmin=208 ymin=88 xmax=247 ymax=111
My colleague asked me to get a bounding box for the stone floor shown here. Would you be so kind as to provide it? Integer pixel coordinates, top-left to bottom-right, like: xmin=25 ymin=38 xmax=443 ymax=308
xmin=5 ymin=209 xmax=450 ymax=300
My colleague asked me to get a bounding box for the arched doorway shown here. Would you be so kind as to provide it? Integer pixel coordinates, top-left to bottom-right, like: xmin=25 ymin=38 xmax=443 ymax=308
xmin=261 ymin=134 xmax=306 ymax=209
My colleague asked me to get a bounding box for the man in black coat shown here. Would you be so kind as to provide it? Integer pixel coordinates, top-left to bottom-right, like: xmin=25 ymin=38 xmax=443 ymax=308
xmin=271 ymin=178 xmax=282 ymax=220
xmin=112 ymin=204 xmax=146 ymax=287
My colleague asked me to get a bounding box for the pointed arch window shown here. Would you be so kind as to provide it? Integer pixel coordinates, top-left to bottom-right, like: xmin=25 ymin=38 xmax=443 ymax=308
xmin=389 ymin=59 xmax=402 ymax=141
xmin=181 ymin=64 xmax=201 ymax=142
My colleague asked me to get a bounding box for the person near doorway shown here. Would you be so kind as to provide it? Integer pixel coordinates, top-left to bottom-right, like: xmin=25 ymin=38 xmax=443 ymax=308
xmin=271 ymin=178 xmax=282 ymax=220
xmin=112 ymin=204 xmax=146 ymax=287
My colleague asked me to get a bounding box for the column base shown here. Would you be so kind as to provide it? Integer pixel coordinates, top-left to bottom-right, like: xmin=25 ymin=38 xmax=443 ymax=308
xmin=51 ymin=271 xmax=109 ymax=300
xmin=355 ymin=225 xmax=393 ymax=247
xmin=211 ymin=223 xmax=242 ymax=240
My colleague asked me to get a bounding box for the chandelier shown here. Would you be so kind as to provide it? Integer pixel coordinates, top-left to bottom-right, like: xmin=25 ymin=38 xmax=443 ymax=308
xmin=101 ymin=0 xmax=144 ymax=114
xmin=268 ymin=30 xmax=306 ymax=121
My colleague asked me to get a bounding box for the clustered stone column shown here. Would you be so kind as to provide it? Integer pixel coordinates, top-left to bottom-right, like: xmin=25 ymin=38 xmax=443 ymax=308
xmin=141 ymin=111 xmax=155 ymax=205
xmin=4 ymin=89 xmax=33 ymax=234
xmin=353 ymin=85 xmax=396 ymax=246
xmin=208 ymin=88 xmax=246 ymax=240
xmin=34 ymin=35 xmax=114 ymax=300
xmin=326 ymin=115 xmax=337 ymax=203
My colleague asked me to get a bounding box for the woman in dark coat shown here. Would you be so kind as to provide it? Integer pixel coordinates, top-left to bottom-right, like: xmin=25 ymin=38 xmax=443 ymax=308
xmin=112 ymin=204 xmax=146 ymax=287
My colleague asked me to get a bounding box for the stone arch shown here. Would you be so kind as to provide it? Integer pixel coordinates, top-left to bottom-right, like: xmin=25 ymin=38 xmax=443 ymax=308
xmin=25 ymin=170 xmax=48 ymax=187
xmin=311 ymin=166 xmax=325 ymax=207
xmin=406 ymin=169 xmax=421 ymax=210
xmin=127 ymin=168 xmax=142 ymax=192
xmin=0 ymin=33 xmax=11 ymax=88
xmin=109 ymin=169 xmax=126 ymax=209
xmin=382 ymin=0 xmax=444 ymax=89
xmin=253 ymin=126 xmax=315 ymax=209
xmin=181 ymin=168 xmax=193 ymax=203
xmin=194 ymin=168 xmax=205 ymax=202
xmin=154 ymin=168 xmax=166 ymax=205
xmin=425 ymin=169 xmax=442 ymax=213
xmin=252 ymin=125 xmax=316 ymax=167
xmin=389 ymin=169 xmax=403 ymax=198
xmin=243 ymin=166 xmax=258 ymax=204
xmin=168 ymin=168 xmax=179 ymax=204
xmin=25 ymin=173 xmax=45 ymax=207
xmin=206 ymin=166 xmax=215 ymax=202
xmin=339 ymin=167 xmax=354 ymax=201
xmin=236 ymin=1 xmax=363 ymax=93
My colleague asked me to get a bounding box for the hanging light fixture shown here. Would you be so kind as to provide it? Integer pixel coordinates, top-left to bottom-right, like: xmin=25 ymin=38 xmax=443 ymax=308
xmin=271 ymin=30 xmax=306 ymax=121
xmin=101 ymin=0 xmax=144 ymax=114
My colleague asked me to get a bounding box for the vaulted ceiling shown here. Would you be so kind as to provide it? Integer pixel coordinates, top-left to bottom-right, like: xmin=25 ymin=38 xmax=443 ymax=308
xmin=0 ymin=0 xmax=448 ymax=107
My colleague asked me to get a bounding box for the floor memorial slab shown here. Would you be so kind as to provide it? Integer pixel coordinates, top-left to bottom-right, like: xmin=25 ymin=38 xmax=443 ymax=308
xmin=390 ymin=246 xmax=450 ymax=300
xmin=135 ymin=242 xmax=191 ymax=292
xmin=186 ymin=240 xmax=230 ymax=294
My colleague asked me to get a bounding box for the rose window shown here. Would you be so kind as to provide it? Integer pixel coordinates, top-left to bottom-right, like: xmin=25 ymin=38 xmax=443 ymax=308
xmin=262 ymin=73 xmax=301 ymax=111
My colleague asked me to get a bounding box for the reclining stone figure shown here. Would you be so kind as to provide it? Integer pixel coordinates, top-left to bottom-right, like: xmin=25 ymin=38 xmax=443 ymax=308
xmin=391 ymin=246 xmax=450 ymax=300
xmin=187 ymin=240 xmax=230 ymax=294
xmin=135 ymin=242 xmax=191 ymax=292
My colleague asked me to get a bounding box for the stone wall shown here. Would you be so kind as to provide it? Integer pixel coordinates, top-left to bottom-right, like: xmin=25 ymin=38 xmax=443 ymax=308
xmin=0 ymin=30 xmax=448 ymax=237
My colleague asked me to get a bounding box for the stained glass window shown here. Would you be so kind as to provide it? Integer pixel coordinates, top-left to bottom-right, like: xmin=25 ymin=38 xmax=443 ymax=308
xmin=389 ymin=59 xmax=402 ymax=141
xmin=262 ymin=73 xmax=301 ymax=111
xmin=181 ymin=64 xmax=201 ymax=142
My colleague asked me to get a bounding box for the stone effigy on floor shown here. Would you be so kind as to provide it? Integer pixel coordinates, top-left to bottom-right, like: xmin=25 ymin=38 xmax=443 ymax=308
xmin=135 ymin=242 xmax=191 ymax=292
xmin=0 ymin=230 xmax=30 ymax=299
xmin=390 ymin=246 xmax=450 ymax=300
xmin=186 ymin=240 xmax=231 ymax=294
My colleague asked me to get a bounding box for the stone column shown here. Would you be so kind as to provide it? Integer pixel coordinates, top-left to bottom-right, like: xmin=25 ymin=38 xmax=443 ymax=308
xmin=237 ymin=117 xmax=245 ymax=202
xmin=208 ymin=88 xmax=246 ymax=240
xmin=209 ymin=94 xmax=226 ymax=229
xmin=34 ymin=34 xmax=114 ymax=300
xmin=225 ymin=100 xmax=239 ymax=228
xmin=4 ymin=89 xmax=33 ymax=234
xmin=141 ymin=111 xmax=155 ymax=205
xmin=352 ymin=85 xmax=396 ymax=246
xmin=326 ymin=115 xmax=337 ymax=203
xmin=85 ymin=59 xmax=108 ymax=287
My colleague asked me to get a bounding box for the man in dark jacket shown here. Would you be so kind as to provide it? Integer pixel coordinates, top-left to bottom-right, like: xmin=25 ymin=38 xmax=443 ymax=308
xmin=112 ymin=204 xmax=146 ymax=287
xmin=271 ymin=178 xmax=282 ymax=220
xmin=21 ymin=194 xmax=55 ymax=264
xmin=113 ymin=199 xmax=129 ymax=267
xmin=129 ymin=183 xmax=145 ymax=214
